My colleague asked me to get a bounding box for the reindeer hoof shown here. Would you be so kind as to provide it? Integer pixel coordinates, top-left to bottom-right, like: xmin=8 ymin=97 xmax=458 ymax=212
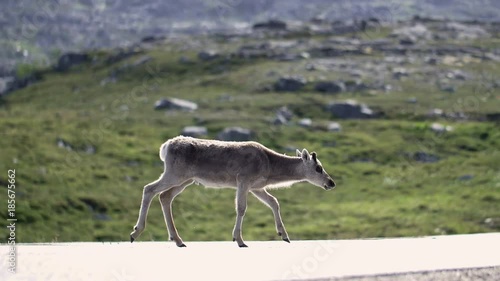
xmin=178 ymin=243 xmax=187 ymax=248
xmin=283 ymin=238 xmax=290 ymax=243
xmin=239 ymin=243 xmax=248 ymax=248
xmin=130 ymin=236 xmax=135 ymax=243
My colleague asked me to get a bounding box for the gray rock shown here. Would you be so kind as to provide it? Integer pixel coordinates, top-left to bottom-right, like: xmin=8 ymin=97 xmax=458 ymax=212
xmin=253 ymin=20 xmax=287 ymax=30
xmin=314 ymin=81 xmax=345 ymax=94
xmin=56 ymin=138 xmax=73 ymax=151
xmin=276 ymin=106 xmax=293 ymax=121
xmin=413 ymin=151 xmax=440 ymax=163
xmin=217 ymin=127 xmax=252 ymax=141
xmin=55 ymin=53 xmax=89 ymax=71
xmin=392 ymin=68 xmax=410 ymax=80
xmin=441 ymin=22 xmax=490 ymax=40
xmin=428 ymin=108 xmax=444 ymax=117
xmin=327 ymin=122 xmax=342 ymax=132
xmin=274 ymin=76 xmax=306 ymax=92
xmin=154 ymin=98 xmax=198 ymax=111
xmin=198 ymin=50 xmax=220 ymax=61
xmin=458 ymin=174 xmax=474 ymax=181
xmin=392 ymin=24 xmax=432 ymax=41
xmin=181 ymin=126 xmax=207 ymax=137
xmin=344 ymin=80 xmax=368 ymax=92
xmin=327 ymin=100 xmax=374 ymax=119
xmin=272 ymin=114 xmax=288 ymax=125
xmin=298 ymin=118 xmax=312 ymax=128
xmin=440 ymin=85 xmax=456 ymax=93
xmin=0 ymin=76 xmax=15 ymax=96
xmin=407 ymin=97 xmax=418 ymax=104
xmin=430 ymin=122 xmax=453 ymax=133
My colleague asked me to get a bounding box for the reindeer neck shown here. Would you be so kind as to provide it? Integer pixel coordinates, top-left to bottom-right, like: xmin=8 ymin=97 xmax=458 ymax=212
xmin=266 ymin=152 xmax=305 ymax=186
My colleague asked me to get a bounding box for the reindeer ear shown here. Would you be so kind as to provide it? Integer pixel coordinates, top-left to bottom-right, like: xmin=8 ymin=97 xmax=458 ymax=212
xmin=296 ymin=149 xmax=302 ymax=157
xmin=311 ymin=152 xmax=317 ymax=162
xmin=301 ymin=149 xmax=310 ymax=161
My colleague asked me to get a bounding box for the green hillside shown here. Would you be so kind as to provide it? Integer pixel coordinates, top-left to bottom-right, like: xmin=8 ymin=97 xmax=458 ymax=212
xmin=1 ymin=21 xmax=499 ymax=243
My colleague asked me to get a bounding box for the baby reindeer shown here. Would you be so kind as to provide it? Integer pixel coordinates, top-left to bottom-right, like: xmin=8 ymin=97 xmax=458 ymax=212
xmin=130 ymin=136 xmax=336 ymax=247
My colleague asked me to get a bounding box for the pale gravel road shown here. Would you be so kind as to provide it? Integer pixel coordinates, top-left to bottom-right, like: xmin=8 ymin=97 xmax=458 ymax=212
xmin=327 ymin=267 xmax=500 ymax=281
xmin=1 ymin=233 xmax=499 ymax=281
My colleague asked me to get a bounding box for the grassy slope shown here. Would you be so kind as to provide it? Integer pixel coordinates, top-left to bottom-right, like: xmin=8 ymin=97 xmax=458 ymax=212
xmin=1 ymin=31 xmax=499 ymax=243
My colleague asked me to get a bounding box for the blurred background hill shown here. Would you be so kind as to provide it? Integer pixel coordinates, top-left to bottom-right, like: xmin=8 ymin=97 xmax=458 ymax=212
xmin=2 ymin=0 xmax=500 ymax=72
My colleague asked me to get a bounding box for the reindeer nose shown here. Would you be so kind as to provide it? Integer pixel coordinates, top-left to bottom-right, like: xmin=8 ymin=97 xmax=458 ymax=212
xmin=327 ymin=179 xmax=335 ymax=189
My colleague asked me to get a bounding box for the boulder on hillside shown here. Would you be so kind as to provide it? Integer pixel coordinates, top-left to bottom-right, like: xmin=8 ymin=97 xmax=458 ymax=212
xmin=217 ymin=127 xmax=252 ymax=141
xmin=327 ymin=122 xmax=342 ymax=132
xmin=298 ymin=118 xmax=312 ymax=128
xmin=253 ymin=20 xmax=287 ymax=30
xmin=181 ymin=126 xmax=207 ymax=137
xmin=198 ymin=50 xmax=220 ymax=61
xmin=274 ymin=76 xmax=306 ymax=92
xmin=327 ymin=100 xmax=374 ymax=119
xmin=314 ymin=81 xmax=345 ymax=94
xmin=55 ymin=53 xmax=89 ymax=71
xmin=154 ymin=98 xmax=198 ymax=111
xmin=0 ymin=76 xmax=15 ymax=96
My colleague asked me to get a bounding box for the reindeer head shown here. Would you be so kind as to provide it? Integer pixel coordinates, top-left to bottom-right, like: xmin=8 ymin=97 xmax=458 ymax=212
xmin=296 ymin=149 xmax=336 ymax=190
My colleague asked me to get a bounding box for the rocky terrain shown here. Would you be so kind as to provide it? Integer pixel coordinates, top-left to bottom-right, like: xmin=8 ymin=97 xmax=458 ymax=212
xmin=2 ymin=0 xmax=500 ymax=72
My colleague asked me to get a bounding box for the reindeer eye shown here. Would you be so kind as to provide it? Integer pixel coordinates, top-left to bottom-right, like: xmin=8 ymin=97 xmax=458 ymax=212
xmin=316 ymin=165 xmax=323 ymax=173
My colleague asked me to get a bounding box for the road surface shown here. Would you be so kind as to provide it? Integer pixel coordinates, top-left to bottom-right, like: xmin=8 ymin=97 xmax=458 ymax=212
xmin=1 ymin=233 xmax=499 ymax=281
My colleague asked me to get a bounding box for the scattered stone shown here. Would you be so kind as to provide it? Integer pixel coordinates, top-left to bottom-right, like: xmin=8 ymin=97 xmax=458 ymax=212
xmin=446 ymin=69 xmax=468 ymax=80
xmin=458 ymin=174 xmax=474 ymax=181
xmin=392 ymin=68 xmax=410 ymax=79
xmin=314 ymin=81 xmax=345 ymax=94
xmin=486 ymin=113 xmax=500 ymax=122
xmin=327 ymin=100 xmax=374 ymax=119
xmin=344 ymin=80 xmax=369 ymax=92
xmin=430 ymin=122 xmax=453 ymax=133
xmin=413 ymin=151 xmax=440 ymax=163
xmin=56 ymin=138 xmax=73 ymax=151
xmin=198 ymin=50 xmax=220 ymax=61
xmin=440 ymin=85 xmax=456 ymax=93
xmin=154 ymin=98 xmax=198 ymax=111
xmin=327 ymin=122 xmax=342 ymax=132
xmin=217 ymin=127 xmax=252 ymax=141
xmin=298 ymin=118 xmax=312 ymax=128
xmin=392 ymin=24 xmax=432 ymax=41
xmin=253 ymin=20 xmax=287 ymax=30
xmin=274 ymin=76 xmax=306 ymax=92
xmin=276 ymin=106 xmax=294 ymax=121
xmin=428 ymin=108 xmax=444 ymax=117
xmin=84 ymin=145 xmax=96 ymax=155
xmin=0 ymin=76 xmax=15 ymax=96
xmin=181 ymin=126 xmax=207 ymax=137
xmin=55 ymin=52 xmax=89 ymax=71
xmin=484 ymin=217 xmax=500 ymax=229
xmin=273 ymin=106 xmax=293 ymax=125
xmin=272 ymin=114 xmax=288 ymax=125
xmin=440 ymin=22 xmax=490 ymax=40
xmin=407 ymin=97 xmax=418 ymax=104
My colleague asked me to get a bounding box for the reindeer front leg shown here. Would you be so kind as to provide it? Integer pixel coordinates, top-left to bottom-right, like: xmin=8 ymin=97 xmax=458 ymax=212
xmin=251 ymin=189 xmax=290 ymax=243
xmin=232 ymin=186 xmax=249 ymax=247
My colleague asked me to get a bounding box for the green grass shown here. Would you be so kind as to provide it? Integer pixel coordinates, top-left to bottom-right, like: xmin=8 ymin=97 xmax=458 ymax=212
xmin=1 ymin=30 xmax=499 ymax=244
